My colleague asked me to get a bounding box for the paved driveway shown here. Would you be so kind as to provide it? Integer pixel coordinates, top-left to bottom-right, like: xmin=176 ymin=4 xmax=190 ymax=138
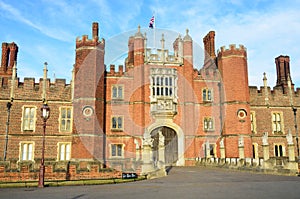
xmin=1 ymin=167 xmax=299 ymax=199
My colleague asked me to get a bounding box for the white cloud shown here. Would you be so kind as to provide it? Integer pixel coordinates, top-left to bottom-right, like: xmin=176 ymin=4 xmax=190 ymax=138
xmin=0 ymin=1 xmax=73 ymax=42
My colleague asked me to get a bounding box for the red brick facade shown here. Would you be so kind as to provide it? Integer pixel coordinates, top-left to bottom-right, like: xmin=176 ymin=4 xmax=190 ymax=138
xmin=0 ymin=22 xmax=299 ymax=181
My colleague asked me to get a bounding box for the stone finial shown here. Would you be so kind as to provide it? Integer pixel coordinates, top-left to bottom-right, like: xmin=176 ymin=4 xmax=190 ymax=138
xmin=42 ymin=62 xmax=48 ymax=103
xmin=263 ymin=72 xmax=267 ymax=86
xmin=183 ymin=28 xmax=192 ymax=41
xmin=161 ymin=33 xmax=165 ymax=49
xmin=135 ymin=25 xmax=143 ymax=38
xmin=10 ymin=61 xmax=17 ymax=101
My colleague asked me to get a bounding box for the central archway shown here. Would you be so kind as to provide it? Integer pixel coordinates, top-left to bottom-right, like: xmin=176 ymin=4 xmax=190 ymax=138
xmin=151 ymin=126 xmax=178 ymax=166
xmin=145 ymin=121 xmax=184 ymax=166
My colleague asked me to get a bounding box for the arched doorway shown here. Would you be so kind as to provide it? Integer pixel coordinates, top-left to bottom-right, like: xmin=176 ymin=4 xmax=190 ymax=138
xmin=151 ymin=126 xmax=178 ymax=165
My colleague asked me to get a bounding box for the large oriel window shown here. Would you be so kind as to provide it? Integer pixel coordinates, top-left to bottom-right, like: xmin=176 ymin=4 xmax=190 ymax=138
xmin=150 ymin=68 xmax=177 ymax=100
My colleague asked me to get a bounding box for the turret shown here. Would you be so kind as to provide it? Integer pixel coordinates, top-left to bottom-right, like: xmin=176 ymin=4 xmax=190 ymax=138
xmin=133 ymin=25 xmax=145 ymax=67
xmin=75 ymin=22 xmax=105 ymax=75
xmin=217 ymin=44 xmax=252 ymax=158
xmin=72 ymin=22 xmax=106 ymax=163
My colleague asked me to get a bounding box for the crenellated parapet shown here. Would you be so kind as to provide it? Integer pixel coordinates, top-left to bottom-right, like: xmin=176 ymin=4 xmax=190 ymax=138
xmin=249 ymin=85 xmax=300 ymax=107
xmin=76 ymin=22 xmax=105 ymax=49
xmin=106 ymin=64 xmax=124 ymax=77
xmin=217 ymin=44 xmax=247 ymax=58
xmin=0 ymin=77 xmax=71 ymax=101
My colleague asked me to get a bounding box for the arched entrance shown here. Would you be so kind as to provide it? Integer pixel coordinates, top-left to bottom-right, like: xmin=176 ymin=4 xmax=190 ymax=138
xmin=151 ymin=126 xmax=178 ymax=165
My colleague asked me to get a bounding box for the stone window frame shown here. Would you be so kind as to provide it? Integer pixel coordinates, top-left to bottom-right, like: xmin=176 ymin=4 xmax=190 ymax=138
xmin=271 ymin=111 xmax=284 ymax=134
xmin=203 ymin=117 xmax=215 ymax=131
xmin=149 ymin=68 xmax=178 ymax=102
xmin=21 ymin=105 xmax=37 ymax=132
xmin=19 ymin=141 xmax=35 ymax=162
xmin=252 ymin=143 xmax=259 ymax=159
xmin=250 ymin=111 xmax=257 ymax=134
xmin=57 ymin=142 xmax=71 ymax=161
xmin=111 ymin=84 xmax=124 ymax=100
xmin=111 ymin=115 xmax=124 ymax=131
xmin=273 ymin=143 xmax=285 ymax=157
xmin=209 ymin=143 xmax=216 ymax=158
xmin=59 ymin=106 xmax=73 ymax=133
xmin=110 ymin=143 xmax=124 ymax=158
xmin=202 ymin=88 xmax=213 ymax=102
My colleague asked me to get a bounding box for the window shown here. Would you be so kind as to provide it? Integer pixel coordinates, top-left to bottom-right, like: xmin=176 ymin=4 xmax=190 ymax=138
xmin=209 ymin=144 xmax=215 ymax=157
xmin=250 ymin=112 xmax=256 ymax=133
xmin=60 ymin=107 xmax=72 ymax=132
xmin=272 ymin=112 xmax=282 ymax=134
xmin=274 ymin=144 xmax=284 ymax=157
xmin=204 ymin=117 xmax=214 ymax=131
xmin=111 ymin=144 xmax=123 ymax=157
xmin=252 ymin=143 xmax=258 ymax=159
xmin=150 ymin=68 xmax=177 ymax=99
xmin=112 ymin=85 xmax=123 ymax=99
xmin=202 ymin=88 xmax=212 ymax=101
xmin=111 ymin=116 xmax=123 ymax=130
xmin=58 ymin=142 xmax=71 ymax=161
xmin=22 ymin=106 xmax=36 ymax=131
xmin=20 ymin=142 xmax=34 ymax=161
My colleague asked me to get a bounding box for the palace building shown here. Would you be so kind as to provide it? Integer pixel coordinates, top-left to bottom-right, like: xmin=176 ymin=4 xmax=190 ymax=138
xmin=0 ymin=22 xmax=299 ymax=180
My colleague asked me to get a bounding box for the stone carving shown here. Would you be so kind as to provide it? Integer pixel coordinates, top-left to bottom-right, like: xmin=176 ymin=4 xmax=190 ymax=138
xmin=158 ymin=129 xmax=165 ymax=146
xmin=238 ymin=136 xmax=244 ymax=147
xmin=286 ymin=129 xmax=293 ymax=145
xmin=262 ymin=132 xmax=268 ymax=146
xmin=143 ymin=133 xmax=153 ymax=146
xmin=157 ymin=99 xmax=172 ymax=110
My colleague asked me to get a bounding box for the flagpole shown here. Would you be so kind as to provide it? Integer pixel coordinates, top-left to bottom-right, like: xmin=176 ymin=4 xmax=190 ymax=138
xmin=153 ymin=12 xmax=156 ymax=50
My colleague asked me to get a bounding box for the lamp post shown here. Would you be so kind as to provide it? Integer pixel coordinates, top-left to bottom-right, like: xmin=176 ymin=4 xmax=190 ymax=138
xmin=38 ymin=103 xmax=50 ymax=188
xmin=3 ymin=101 xmax=12 ymax=161
xmin=292 ymin=107 xmax=299 ymax=162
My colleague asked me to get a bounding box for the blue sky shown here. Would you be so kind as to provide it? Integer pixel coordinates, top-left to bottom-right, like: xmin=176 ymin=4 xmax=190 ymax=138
xmin=0 ymin=0 xmax=300 ymax=87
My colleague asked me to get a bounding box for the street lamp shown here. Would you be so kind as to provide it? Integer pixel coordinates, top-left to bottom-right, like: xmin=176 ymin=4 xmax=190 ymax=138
xmin=38 ymin=103 xmax=50 ymax=188
xmin=3 ymin=101 xmax=12 ymax=161
xmin=292 ymin=107 xmax=299 ymax=162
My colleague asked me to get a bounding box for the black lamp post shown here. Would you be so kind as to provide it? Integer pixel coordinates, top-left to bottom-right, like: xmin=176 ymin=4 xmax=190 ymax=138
xmin=38 ymin=103 xmax=50 ymax=188
xmin=3 ymin=101 xmax=12 ymax=161
xmin=292 ymin=107 xmax=299 ymax=162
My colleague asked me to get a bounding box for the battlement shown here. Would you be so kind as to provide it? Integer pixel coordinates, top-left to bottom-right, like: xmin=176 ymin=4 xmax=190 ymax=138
xmin=0 ymin=77 xmax=71 ymax=101
xmin=76 ymin=22 xmax=105 ymax=49
xmin=107 ymin=64 xmax=124 ymax=76
xmin=249 ymin=85 xmax=300 ymax=107
xmin=217 ymin=44 xmax=247 ymax=57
